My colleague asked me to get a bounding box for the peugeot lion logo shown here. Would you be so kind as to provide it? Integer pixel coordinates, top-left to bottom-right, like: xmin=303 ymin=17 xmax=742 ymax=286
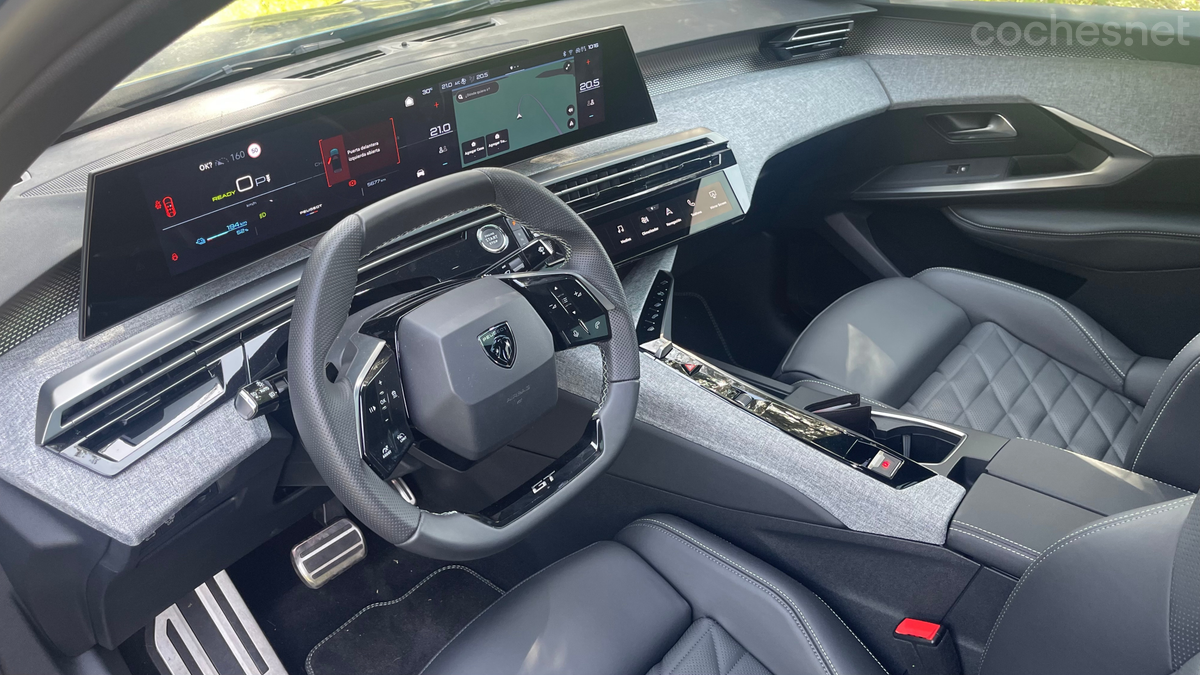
xmin=479 ymin=322 xmax=516 ymax=369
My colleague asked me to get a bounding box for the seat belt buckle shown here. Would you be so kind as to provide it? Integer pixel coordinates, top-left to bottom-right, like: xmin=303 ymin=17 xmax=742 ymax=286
xmin=893 ymin=618 xmax=961 ymax=675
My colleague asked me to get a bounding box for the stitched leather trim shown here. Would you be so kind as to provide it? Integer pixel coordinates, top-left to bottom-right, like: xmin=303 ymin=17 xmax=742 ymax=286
xmin=630 ymin=517 xmax=888 ymax=675
xmin=1014 ymin=437 xmax=1184 ymax=490
xmin=951 ymin=521 xmax=1042 ymax=556
xmin=776 ymin=283 xmax=883 ymax=379
xmin=416 ymin=542 xmax=604 ymax=675
xmin=949 ymin=526 xmax=1037 ymax=562
xmin=1131 ymin=355 xmax=1200 ymax=474
xmin=978 ymin=498 xmax=1194 ymax=673
xmin=947 ymin=207 xmax=1200 ymax=241
xmin=916 ymin=267 xmax=1127 ymax=384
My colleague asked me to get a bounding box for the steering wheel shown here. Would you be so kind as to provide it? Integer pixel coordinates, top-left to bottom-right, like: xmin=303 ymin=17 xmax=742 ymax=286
xmin=288 ymin=168 xmax=640 ymax=561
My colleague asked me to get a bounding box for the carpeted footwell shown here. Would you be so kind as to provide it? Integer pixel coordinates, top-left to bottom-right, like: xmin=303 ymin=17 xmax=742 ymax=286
xmin=305 ymin=566 xmax=502 ymax=675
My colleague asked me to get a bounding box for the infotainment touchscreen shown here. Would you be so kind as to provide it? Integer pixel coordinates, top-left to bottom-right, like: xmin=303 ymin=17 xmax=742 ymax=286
xmin=82 ymin=27 xmax=654 ymax=338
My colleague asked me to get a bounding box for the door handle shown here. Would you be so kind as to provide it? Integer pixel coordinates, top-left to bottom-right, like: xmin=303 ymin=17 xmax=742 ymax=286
xmin=927 ymin=112 xmax=1018 ymax=142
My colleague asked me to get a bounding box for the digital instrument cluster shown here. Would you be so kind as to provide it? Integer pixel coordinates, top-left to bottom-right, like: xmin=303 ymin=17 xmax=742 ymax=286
xmin=83 ymin=27 xmax=655 ymax=338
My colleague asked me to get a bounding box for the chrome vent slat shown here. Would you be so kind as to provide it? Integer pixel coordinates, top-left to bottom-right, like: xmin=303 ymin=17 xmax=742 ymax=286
xmin=545 ymin=139 xmax=730 ymax=219
xmin=788 ymin=28 xmax=852 ymax=41
xmin=767 ymin=19 xmax=854 ymax=61
xmin=563 ymin=154 xmax=725 ymax=212
xmin=551 ymin=140 xmax=719 ymax=198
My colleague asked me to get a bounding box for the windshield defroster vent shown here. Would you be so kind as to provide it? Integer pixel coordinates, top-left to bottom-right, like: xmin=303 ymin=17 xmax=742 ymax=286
xmin=410 ymin=19 xmax=496 ymax=42
xmin=290 ymin=50 xmax=387 ymax=79
xmin=765 ymin=19 xmax=854 ymax=61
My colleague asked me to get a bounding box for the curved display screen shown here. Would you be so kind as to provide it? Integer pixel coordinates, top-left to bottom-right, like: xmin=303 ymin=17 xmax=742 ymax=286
xmin=83 ymin=27 xmax=655 ymax=338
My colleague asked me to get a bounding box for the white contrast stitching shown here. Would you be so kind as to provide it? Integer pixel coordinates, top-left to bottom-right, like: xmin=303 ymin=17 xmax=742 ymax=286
xmin=950 ymin=521 xmax=1042 ymax=556
xmin=1016 ymin=438 xmax=1184 ymax=490
xmin=632 ymin=517 xmax=889 ymax=675
xmin=947 ymin=207 xmax=1200 ymax=240
xmin=916 ymin=267 xmax=1127 ymax=383
xmin=629 ymin=522 xmax=835 ymax=675
xmin=417 ymin=541 xmax=605 ymax=675
xmin=307 ymin=565 xmax=502 ymax=675
xmin=1131 ymin=356 xmax=1200 ymax=471
xmin=977 ymin=498 xmax=1193 ymax=671
xmin=949 ymin=526 xmax=1037 ymax=562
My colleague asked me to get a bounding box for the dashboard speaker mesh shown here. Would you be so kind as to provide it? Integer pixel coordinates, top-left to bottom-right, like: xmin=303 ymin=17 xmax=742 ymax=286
xmin=843 ymin=15 xmax=1137 ymax=61
xmin=0 ymin=261 xmax=79 ymax=357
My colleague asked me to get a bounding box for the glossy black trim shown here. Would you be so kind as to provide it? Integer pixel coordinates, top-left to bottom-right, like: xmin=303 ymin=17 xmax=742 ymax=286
xmin=476 ymin=418 xmax=602 ymax=525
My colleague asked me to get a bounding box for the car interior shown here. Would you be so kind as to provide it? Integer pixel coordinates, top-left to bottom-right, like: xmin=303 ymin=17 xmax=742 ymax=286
xmin=2 ymin=0 xmax=1200 ymax=674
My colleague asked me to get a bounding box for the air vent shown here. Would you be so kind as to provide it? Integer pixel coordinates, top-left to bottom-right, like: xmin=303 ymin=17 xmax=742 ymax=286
xmin=410 ymin=20 xmax=495 ymax=42
xmin=765 ymin=19 xmax=854 ymax=60
xmin=290 ymin=50 xmax=386 ymax=79
xmin=544 ymin=138 xmax=732 ymax=218
xmin=39 ymin=298 xmax=292 ymax=475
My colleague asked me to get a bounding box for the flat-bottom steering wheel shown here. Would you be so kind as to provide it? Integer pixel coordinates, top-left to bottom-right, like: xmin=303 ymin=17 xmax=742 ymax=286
xmin=288 ymin=168 xmax=640 ymax=560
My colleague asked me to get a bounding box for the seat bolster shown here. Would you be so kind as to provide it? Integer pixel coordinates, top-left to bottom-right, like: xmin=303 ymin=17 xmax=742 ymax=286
xmin=776 ymin=277 xmax=971 ymax=407
xmin=420 ymin=541 xmax=690 ymax=675
xmin=1125 ymin=356 xmax=1170 ymax=407
xmin=979 ymin=498 xmax=1191 ymax=675
xmin=1128 ymin=334 xmax=1200 ymax=491
xmin=915 ymin=268 xmax=1138 ymax=390
xmin=617 ymin=515 xmax=886 ymax=675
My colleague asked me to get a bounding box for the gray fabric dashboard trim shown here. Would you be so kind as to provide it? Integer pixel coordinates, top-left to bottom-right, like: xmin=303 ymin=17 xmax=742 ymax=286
xmin=0 ymin=313 xmax=271 ymax=545
xmin=556 ymin=350 xmax=964 ymax=545
xmin=863 ymin=54 xmax=1200 ymax=157
xmin=509 ymin=57 xmax=890 ymax=197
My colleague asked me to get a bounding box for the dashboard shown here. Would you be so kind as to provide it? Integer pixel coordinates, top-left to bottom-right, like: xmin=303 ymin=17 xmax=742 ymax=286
xmin=82 ymin=27 xmax=656 ymax=338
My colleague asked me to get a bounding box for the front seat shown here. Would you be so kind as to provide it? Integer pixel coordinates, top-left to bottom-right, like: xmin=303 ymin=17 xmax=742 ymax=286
xmin=423 ymin=504 xmax=1200 ymax=675
xmin=776 ymin=267 xmax=1200 ymax=491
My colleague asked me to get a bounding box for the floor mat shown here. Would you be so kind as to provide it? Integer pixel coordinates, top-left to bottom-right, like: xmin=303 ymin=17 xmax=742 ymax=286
xmin=304 ymin=566 xmax=502 ymax=675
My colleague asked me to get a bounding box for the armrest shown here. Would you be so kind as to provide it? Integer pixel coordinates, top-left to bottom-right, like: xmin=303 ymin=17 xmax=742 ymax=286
xmin=948 ymin=439 xmax=1191 ymax=577
xmin=948 ymin=474 xmax=1098 ymax=578
xmin=986 ymin=439 xmax=1189 ymax=514
xmin=945 ymin=205 xmax=1200 ymax=272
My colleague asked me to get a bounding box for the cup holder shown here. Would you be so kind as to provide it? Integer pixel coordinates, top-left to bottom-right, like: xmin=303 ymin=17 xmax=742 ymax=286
xmin=804 ymin=396 xmax=966 ymax=465
xmin=871 ymin=424 xmax=960 ymax=464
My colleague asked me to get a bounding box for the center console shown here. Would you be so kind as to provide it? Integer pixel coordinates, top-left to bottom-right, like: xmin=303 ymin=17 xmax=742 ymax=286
xmin=635 ymin=271 xmax=1002 ymax=495
xmin=632 ymin=269 xmax=1191 ymax=583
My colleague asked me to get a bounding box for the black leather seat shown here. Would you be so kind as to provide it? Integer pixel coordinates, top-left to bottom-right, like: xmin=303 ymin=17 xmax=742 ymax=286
xmin=776 ymin=267 xmax=1200 ymax=491
xmin=423 ymin=503 xmax=1200 ymax=675
xmin=422 ymin=514 xmax=886 ymax=675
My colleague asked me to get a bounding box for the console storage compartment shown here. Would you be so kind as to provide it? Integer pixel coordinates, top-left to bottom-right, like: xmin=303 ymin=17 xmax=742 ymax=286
xmin=947 ymin=439 xmax=1190 ymax=577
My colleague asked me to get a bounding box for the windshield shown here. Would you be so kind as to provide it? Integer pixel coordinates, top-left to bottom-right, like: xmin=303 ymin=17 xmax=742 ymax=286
xmin=120 ymin=0 xmax=460 ymax=88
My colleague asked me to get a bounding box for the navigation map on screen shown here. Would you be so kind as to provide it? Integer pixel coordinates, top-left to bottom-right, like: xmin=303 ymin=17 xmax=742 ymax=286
xmin=454 ymin=56 xmax=583 ymax=165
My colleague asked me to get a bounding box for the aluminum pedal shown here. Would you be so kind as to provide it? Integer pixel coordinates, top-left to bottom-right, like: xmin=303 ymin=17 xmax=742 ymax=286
xmin=150 ymin=570 xmax=286 ymax=675
xmin=290 ymin=518 xmax=366 ymax=590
